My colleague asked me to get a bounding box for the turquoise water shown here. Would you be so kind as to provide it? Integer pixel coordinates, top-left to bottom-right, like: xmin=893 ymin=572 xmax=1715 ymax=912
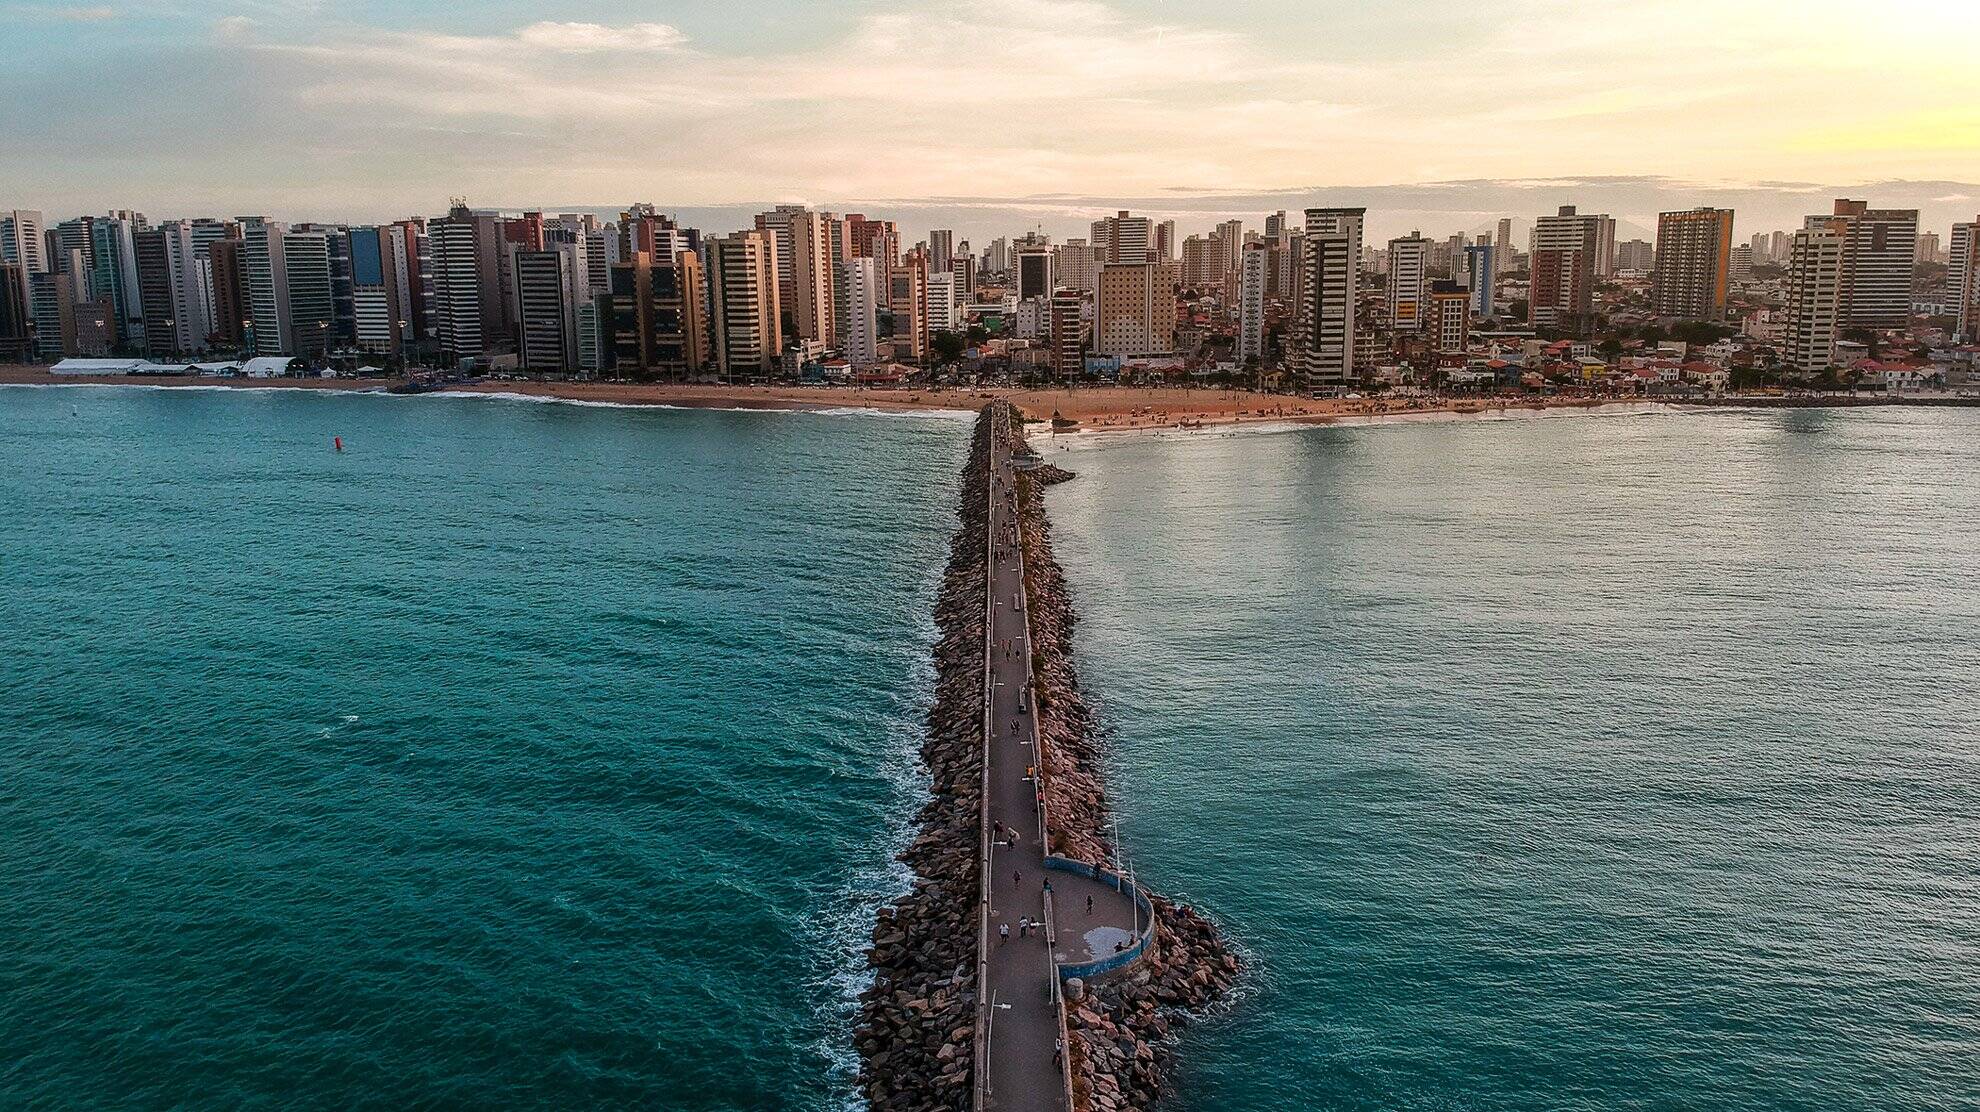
xmin=6 ymin=391 xmax=1979 ymax=1111
xmin=0 ymin=386 xmax=969 ymax=1108
xmin=1042 ymin=406 xmax=1980 ymax=1111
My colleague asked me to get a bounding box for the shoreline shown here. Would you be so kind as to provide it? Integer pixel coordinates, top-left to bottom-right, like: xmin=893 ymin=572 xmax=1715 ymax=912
xmin=11 ymin=368 xmax=1969 ymax=440
xmin=0 ymin=367 xmax=1718 ymax=432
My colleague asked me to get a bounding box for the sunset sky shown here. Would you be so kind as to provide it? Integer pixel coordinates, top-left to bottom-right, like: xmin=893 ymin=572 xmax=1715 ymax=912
xmin=6 ymin=0 xmax=1979 ymax=230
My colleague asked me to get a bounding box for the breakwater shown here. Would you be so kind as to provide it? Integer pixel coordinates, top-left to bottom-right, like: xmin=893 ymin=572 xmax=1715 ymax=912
xmin=857 ymin=405 xmax=1237 ymax=1111
xmin=855 ymin=410 xmax=991 ymax=1110
xmin=1008 ymin=411 xmax=1238 ymax=1112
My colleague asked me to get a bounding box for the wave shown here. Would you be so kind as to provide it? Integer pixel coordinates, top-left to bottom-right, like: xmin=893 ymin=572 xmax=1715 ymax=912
xmin=427 ymin=390 xmax=976 ymax=421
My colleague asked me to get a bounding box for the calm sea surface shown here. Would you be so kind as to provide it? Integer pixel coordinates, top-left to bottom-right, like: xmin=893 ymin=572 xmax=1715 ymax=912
xmin=1043 ymin=405 xmax=1980 ymax=1111
xmin=0 ymin=386 xmax=969 ymax=1108
xmin=4 ymin=390 xmax=1977 ymax=1110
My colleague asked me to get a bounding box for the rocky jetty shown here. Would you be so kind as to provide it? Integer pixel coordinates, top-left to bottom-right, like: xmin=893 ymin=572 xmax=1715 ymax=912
xmin=1010 ymin=411 xmax=1240 ymax=1112
xmin=856 ymin=405 xmax=1237 ymax=1112
xmin=854 ymin=410 xmax=991 ymax=1111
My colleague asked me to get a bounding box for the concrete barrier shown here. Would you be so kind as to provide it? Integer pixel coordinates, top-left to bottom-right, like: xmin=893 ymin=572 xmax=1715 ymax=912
xmin=1041 ymin=855 xmax=1158 ymax=982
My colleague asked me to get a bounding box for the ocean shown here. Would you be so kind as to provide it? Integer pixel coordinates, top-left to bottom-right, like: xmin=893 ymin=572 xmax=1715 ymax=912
xmin=0 ymin=386 xmax=970 ymax=1108
xmin=3 ymin=389 xmax=1977 ymax=1110
xmin=1041 ymin=405 xmax=1980 ymax=1111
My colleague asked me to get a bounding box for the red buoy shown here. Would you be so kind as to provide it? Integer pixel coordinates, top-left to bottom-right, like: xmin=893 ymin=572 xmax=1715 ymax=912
xmin=334 ymin=436 xmax=344 ymax=452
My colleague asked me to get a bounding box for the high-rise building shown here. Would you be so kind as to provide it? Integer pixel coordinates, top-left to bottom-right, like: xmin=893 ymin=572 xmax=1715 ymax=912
xmin=1816 ymin=199 xmax=1918 ymax=328
xmin=1237 ymin=242 xmax=1269 ymax=363
xmin=1295 ymin=229 xmax=1356 ymax=388
xmin=1049 ymin=288 xmax=1086 ymax=380
xmin=1530 ymin=205 xmax=1605 ymax=332
xmin=926 ymin=270 xmax=959 ymax=336
xmin=1652 ymin=207 xmax=1734 ymax=321
xmin=348 ymin=226 xmax=400 ymax=355
xmin=1786 ymin=227 xmax=1845 ymax=373
xmin=1154 ymin=220 xmax=1176 ymax=263
xmin=1916 ymin=230 xmax=1943 ymax=266
xmin=283 ymin=229 xmax=334 ymax=359
xmin=1494 ymin=218 xmax=1513 ymax=283
xmin=786 ymin=209 xmax=836 ymax=346
xmin=1426 ymin=281 xmax=1470 ymax=354
xmin=0 ymin=262 xmax=32 ymax=362
xmin=1297 ymin=208 xmax=1365 ymax=387
xmin=28 ymin=269 xmax=75 ymax=359
xmin=132 ymin=227 xmax=180 ymax=357
xmin=1264 ymin=211 xmax=1289 ymax=239
xmin=1949 ymin=219 xmax=1980 ymax=341
xmin=1615 ymin=239 xmax=1655 ymax=272
xmin=1054 ymin=239 xmax=1104 ymax=293
xmin=1014 ymin=246 xmax=1055 ymax=302
xmin=90 ymin=215 xmax=143 ymax=349
xmin=1094 ymin=211 xmax=1154 ymax=265
xmin=845 ymin=214 xmax=899 ymax=268
xmin=425 ymin=205 xmax=483 ymax=362
xmin=706 ymin=231 xmax=781 ymax=380
xmin=835 ymin=256 xmax=882 ymax=364
xmin=514 ymin=248 xmax=580 ymax=372
xmin=1729 ymin=244 xmax=1754 ymax=283
xmin=1386 ymin=233 xmax=1430 ymax=330
xmin=1094 ymin=262 xmax=1176 ymax=358
xmin=1181 ymin=235 xmax=1219 ymax=289
xmin=608 ymin=249 xmax=706 ymax=379
xmin=888 ymin=249 xmax=930 ymax=363
xmin=0 ymin=210 xmax=46 ymax=323
xmin=950 ymin=254 xmax=977 ymax=297
xmin=928 ymin=229 xmax=954 ymax=275
xmin=1463 ymin=243 xmax=1495 ymax=320
xmin=239 ymin=217 xmax=291 ymax=356
xmin=1593 ymin=215 xmax=1618 ymax=277
xmin=1215 ymin=219 xmax=1244 ymax=291
xmin=208 ymin=238 xmax=247 ymax=347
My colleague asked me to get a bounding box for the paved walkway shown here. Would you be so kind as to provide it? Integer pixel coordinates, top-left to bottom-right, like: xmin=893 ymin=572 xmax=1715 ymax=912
xmin=979 ymin=406 xmax=1139 ymax=1112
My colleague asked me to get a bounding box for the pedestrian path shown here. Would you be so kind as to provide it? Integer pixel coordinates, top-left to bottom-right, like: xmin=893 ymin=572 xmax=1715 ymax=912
xmin=976 ymin=404 xmax=1140 ymax=1111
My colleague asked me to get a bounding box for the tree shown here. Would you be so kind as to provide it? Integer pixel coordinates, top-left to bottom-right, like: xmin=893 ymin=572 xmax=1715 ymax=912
xmin=1598 ymin=337 xmax=1623 ymax=362
xmin=965 ymin=324 xmax=989 ymax=347
xmin=1508 ymin=299 xmax=1529 ymax=322
xmin=931 ymin=330 xmax=965 ymax=364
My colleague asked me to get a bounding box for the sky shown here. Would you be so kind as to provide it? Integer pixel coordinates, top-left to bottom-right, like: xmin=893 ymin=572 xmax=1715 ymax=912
xmin=6 ymin=0 xmax=1980 ymax=241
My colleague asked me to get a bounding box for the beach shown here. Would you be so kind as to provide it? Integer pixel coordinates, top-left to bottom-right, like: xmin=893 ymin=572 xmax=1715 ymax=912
xmin=0 ymin=366 xmax=1634 ymax=429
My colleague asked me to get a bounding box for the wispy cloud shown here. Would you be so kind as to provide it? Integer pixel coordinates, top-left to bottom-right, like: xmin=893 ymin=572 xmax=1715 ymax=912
xmin=16 ymin=4 xmax=120 ymax=20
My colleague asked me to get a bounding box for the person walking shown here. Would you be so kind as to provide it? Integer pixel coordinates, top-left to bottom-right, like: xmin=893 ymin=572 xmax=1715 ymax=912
xmin=1086 ymin=894 xmax=1093 ymax=916
xmin=999 ymin=922 xmax=1009 ymax=944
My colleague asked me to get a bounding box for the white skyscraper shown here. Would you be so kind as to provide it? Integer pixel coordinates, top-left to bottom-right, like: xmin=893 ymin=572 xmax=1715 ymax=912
xmin=1237 ymin=242 xmax=1268 ymax=363
xmin=1950 ymin=219 xmax=1979 ymax=341
xmin=1299 ymin=208 xmax=1364 ymax=386
xmin=834 ymin=256 xmax=882 ymax=364
xmin=1386 ymin=233 xmax=1430 ymax=330
xmin=1786 ymin=227 xmax=1845 ymax=373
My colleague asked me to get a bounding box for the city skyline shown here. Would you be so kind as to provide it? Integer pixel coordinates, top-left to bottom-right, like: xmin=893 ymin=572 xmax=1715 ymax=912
xmin=6 ymin=0 xmax=1979 ymax=230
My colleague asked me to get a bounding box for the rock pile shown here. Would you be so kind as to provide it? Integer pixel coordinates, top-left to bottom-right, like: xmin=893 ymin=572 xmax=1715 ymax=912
xmin=854 ymin=409 xmax=993 ymax=1111
xmin=856 ymin=405 xmax=1238 ymax=1112
xmin=1010 ymin=412 xmax=1240 ymax=1112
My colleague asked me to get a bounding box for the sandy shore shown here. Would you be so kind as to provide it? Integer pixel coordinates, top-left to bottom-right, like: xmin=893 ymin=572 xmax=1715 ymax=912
xmin=0 ymin=367 xmax=1634 ymax=429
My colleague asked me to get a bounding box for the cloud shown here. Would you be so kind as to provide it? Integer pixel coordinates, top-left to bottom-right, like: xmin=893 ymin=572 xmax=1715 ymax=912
xmin=9 ymin=0 xmax=1980 ymax=221
xmin=514 ymin=21 xmax=686 ymax=53
xmin=18 ymin=4 xmax=119 ymax=19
